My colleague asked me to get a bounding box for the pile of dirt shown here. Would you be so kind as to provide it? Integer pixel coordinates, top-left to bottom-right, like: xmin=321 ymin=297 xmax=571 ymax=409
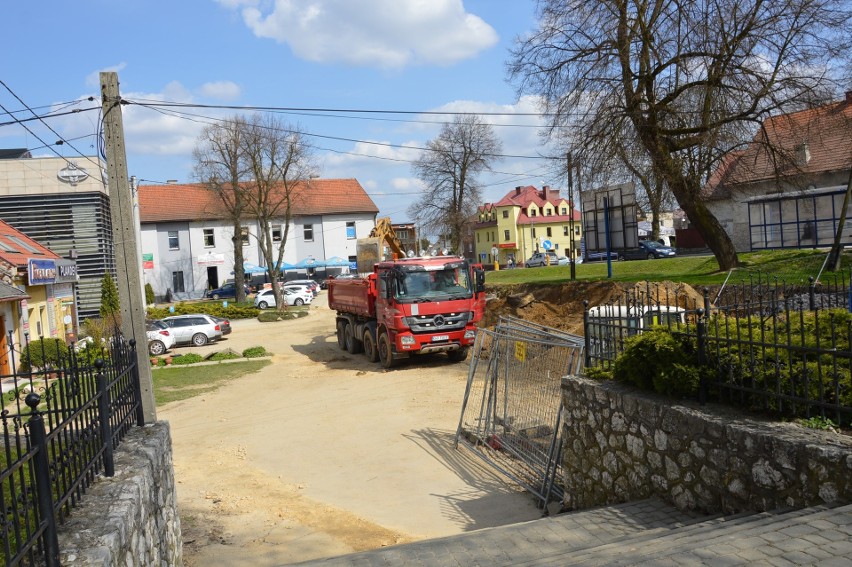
xmin=483 ymin=280 xmax=706 ymax=335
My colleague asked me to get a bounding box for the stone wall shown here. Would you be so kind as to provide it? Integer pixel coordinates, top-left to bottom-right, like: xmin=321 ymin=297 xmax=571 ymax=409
xmin=561 ymin=376 xmax=852 ymax=514
xmin=58 ymin=421 xmax=182 ymax=566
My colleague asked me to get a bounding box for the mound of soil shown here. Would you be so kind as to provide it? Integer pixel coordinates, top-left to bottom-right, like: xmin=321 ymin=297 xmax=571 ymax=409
xmin=483 ymin=280 xmax=707 ymax=335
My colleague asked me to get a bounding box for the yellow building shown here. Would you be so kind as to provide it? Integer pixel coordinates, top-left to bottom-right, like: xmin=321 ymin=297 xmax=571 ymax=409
xmin=474 ymin=186 xmax=582 ymax=267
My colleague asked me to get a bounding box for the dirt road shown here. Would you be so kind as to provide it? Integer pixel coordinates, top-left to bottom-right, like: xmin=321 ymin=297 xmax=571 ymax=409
xmin=160 ymin=295 xmax=542 ymax=566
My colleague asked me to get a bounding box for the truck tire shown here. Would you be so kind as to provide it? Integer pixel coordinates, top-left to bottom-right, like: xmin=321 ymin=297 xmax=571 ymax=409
xmin=378 ymin=332 xmax=395 ymax=369
xmin=336 ymin=321 xmax=347 ymax=350
xmin=447 ymin=346 xmax=469 ymax=363
xmin=345 ymin=324 xmax=363 ymax=354
xmin=362 ymin=329 xmax=379 ymax=363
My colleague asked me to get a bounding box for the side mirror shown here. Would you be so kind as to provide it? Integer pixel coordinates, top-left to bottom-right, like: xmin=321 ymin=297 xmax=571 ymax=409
xmin=474 ymin=268 xmax=485 ymax=293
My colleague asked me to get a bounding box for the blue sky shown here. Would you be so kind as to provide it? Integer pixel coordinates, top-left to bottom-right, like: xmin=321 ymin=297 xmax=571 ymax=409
xmin=1 ymin=0 xmax=561 ymax=222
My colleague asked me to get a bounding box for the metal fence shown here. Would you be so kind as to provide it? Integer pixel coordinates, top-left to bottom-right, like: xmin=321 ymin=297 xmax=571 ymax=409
xmin=585 ymin=276 xmax=852 ymax=427
xmin=1 ymin=334 xmax=143 ymax=566
xmin=455 ymin=316 xmax=585 ymax=509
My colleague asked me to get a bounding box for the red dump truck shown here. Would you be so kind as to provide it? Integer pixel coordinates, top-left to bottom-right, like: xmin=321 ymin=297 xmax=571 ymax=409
xmin=328 ymin=255 xmax=486 ymax=368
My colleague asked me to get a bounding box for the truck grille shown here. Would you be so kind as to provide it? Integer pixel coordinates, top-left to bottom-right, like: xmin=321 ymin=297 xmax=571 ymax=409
xmin=405 ymin=312 xmax=469 ymax=333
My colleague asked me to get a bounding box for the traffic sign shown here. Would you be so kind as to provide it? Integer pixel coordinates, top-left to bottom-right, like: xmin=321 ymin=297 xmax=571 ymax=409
xmin=541 ymin=239 xmax=553 ymax=250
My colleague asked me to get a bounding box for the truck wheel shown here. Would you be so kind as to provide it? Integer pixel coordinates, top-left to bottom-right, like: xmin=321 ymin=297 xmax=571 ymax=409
xmin=378 ymin=332 xmax=395 ymax=369
xmin=345 ymin=324 xmax=363 ymax=354
xmin=336 ymin=321 xmax=347 ymax=350
xmin=362 ymin=330 xmax=379 ymax=362
xmin=447 ymin=347 xmax=469 ymax=363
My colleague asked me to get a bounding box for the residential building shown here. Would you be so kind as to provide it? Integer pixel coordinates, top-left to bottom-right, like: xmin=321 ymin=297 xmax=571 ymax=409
xmin=390 ymin=222 xmax=418 ymax=256
xmin=704 ymin=92 xmax=852 ymax=252
xmin=0 ymin=151 xmax=115 ymax=319
xmin=474 ymin=185 xmax=582 ymax=266
xmin=0 ymin=219 xmax=79 ymax=367
xmin=138 ymin=179 xmax=379 ymax=299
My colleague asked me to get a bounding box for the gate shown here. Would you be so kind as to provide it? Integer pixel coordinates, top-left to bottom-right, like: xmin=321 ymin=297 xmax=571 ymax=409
xmin=454 ymin=316 xmax=584 ymax=509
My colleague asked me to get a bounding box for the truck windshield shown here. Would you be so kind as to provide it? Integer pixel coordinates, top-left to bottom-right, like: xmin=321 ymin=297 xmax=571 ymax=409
xmin=395 ymin=265 xmax=473 ymax=302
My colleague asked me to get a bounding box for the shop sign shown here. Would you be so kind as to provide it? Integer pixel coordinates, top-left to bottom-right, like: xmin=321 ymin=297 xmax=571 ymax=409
xmin=142 ymin=253 xmax=154 ymax=270
xmin=28 ymin=259 xmax=56 ymax=285
xmin=498 ymin=243 xmax=517 ymax=248
xmin=55 ymin=259 xmax=78 ymax=283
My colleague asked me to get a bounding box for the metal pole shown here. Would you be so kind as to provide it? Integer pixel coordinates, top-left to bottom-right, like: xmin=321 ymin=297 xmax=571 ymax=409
xmin=26 ymin=393 xmax=60 ymax=567
xmin=604 ymin=196 xmax=613 ymax=279
xmin=96 ymin=360 xmax=115 ymax=477
xmin=568 ymin=153 xmax=576 ymax=281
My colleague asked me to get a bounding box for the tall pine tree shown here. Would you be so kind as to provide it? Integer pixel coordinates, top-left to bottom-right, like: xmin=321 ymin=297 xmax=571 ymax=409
xmin=100 ymin=272 xmax=120 ymax=324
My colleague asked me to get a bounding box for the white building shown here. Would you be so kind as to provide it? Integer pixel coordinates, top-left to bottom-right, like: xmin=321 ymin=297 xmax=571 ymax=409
xmin=138 ymin=179 xmax=379 ymax=299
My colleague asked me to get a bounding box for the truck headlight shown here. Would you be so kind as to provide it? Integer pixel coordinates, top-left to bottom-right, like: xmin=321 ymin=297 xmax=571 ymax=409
xmin=464 ymin=330 xmax=476 ymax=339
xmin=400 ymin=335 xmax=416 ymax=346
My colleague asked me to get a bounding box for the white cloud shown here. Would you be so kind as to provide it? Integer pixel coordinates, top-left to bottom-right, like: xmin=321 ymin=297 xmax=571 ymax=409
xmin=220 ymin=0 xmax=498 ymax=68
xmin=198 ymin=81 xmax=242 ymax=101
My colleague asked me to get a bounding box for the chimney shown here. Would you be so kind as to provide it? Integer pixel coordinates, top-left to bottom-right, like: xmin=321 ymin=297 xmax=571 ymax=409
xmin=515 ymin=186 xmax=522 ymax=196
xmin=846 ymin=91 xmax=852 ymax=104
xmin=542 ymin=185 xmax=550 ymax=200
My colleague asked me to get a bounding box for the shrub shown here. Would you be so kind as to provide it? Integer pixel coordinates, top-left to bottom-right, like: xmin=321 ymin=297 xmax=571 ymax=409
xmin=242 ymin=346 xmax=268 ymax=358
xmin=209 ymin=351 xmax=241 ymax=361
xmin=19 ymin=338 xmax=70 ymax=372
xmin=146 ymin=302 xmax=259 ymax=321
xmin=100 ymin=272 xmax=121 ymax=323
xmin=145 ymin=283 xmax=155 ymax=305
xmin=612 ymin=327 xmax=702 ymax=398
xmin=172 ymin=353 xmax=204 ymax=365
xmin=257 ymin=310 xmax=308 ymax=322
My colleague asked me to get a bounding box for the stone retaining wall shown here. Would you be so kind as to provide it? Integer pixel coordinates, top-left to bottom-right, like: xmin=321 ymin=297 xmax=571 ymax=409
xmin=58 ymin=421 xmax=182 ymax=566
xmin=561 ymin=376 xmax=852 ymax=514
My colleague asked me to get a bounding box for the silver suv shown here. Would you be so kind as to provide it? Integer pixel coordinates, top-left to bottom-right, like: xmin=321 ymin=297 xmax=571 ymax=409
xmin=161 ymin=314 xmax=224 ymax=346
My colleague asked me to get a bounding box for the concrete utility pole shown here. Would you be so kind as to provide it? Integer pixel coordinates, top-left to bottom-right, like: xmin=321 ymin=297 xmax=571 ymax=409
xmin=100 ymin=71 xmax=157 ymax=422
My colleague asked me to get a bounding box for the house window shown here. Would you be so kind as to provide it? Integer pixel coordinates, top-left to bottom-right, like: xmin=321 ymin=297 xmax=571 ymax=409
xmin=240 ymin=227 xmax=249 ymax=246
xmin=563 ymin=226 xmax=569 ymax=236
xmin=547 ymin=227 xmax=552 ymax=237
xmin=476 ymin=233 xmax=480 ymax=243
xmin=168 ymin=231 xmax=179 ymax=250
xmin=203 ymin=228 xmax=215 ymax=247
xmin=172 ymin=271 xmax=185 ymax=293
xmin=575 ymin=226 xmax=580 ymax=236
xmin=272 ymin=225 xmax=282 ymax=242
xmin=530 ymin=209 xmax=537 ymax=217
xmin=532 ymin=228 xmax=537 ymax=238
xmin=502 ymin=210 xmax=509 ymax=219
xmin=504 ymin=230 xmax=510 ymax=241
xmin=561 ymin=207 xmax=567 ymax=215
xmin=304 ymin=224 xmax=314 ymax=242
xmin=346 ymin=222 xmax=356 ymax=239
xmin=545 ymin=209 xmax=552 ymax=216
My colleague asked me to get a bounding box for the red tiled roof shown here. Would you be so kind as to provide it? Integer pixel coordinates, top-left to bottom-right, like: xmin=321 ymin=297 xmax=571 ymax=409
xmin=139 ymin=178 xmax=379 ymax=223
xmin=0 ymin=220 xmax=60 ymax=267
xmin=705 ymin=96 xmax=852 ymax=198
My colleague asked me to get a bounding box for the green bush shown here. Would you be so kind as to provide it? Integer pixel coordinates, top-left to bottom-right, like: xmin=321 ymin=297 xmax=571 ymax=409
xmin=145 ymin=283 xmax=155 ymax=305
xmin=19 ymin=338 xmax=70 ymax=372
xmin=257 ymin=309 xmax=308 ymax=322
xmin=242 ymin=346 xmax=268 ymax=358
xmin=172 ymin=353 xmax=204 ymax=365
xmin=209 ymin=351 xmax=241 ymax=361
xmin=146 ymin=301 xmax=259 ymax=321
xmin=612 ymin=327 xmax=702 ymax=398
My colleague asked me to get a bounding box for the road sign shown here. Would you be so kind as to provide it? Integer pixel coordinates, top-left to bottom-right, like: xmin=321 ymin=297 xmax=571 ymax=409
xmin=541 ymin=239 xmax=553 ymax=250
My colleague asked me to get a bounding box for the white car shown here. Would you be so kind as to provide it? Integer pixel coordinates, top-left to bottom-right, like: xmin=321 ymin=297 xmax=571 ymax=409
xmin=254 ymin=288 xmax=313 ymax=309
xmin=286 ymin=279 xmax=320 ymax=296
xmin=146 ymin=319 xmax=176 ymax=355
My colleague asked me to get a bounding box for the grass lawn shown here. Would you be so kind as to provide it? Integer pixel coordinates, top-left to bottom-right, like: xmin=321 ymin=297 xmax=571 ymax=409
xmin=486 ymin=249 xmax=852 ymax=287
xmin=153 ymin=360 xmax=271 ymax=405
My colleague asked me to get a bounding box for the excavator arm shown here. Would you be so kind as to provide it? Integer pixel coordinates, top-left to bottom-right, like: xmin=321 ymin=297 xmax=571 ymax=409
xmin=369 ymin=217 xmax=406 ymax=259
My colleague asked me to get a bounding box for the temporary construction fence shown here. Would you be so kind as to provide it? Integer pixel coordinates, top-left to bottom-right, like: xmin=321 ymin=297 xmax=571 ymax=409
xmin=454 ymin=316 xmax=584 ymax=509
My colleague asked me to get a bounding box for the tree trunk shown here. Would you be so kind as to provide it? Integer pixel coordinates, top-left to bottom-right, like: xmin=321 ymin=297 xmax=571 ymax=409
xmin=232 ymin=220 xmax=246 ymax=302
xmin=827 ymin=164 xmax=852 ymax=271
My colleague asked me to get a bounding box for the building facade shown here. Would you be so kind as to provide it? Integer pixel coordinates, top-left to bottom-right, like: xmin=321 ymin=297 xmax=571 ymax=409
xmin=704 ymin=93 xmax=852 ymax=252
xmin=474 ymin=185 xmax=582 ymax=267
xmin=0 ymin=152 xmax=115 ymax=319
xmin=138 ymin=179 xmax=379 ymax=299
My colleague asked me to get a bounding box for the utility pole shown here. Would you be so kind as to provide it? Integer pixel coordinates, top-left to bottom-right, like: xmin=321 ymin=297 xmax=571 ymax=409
xmin=567 ymin=153 xmax=576 ymax=281
xmin=100 ymin=71 xmax=157 ymax=422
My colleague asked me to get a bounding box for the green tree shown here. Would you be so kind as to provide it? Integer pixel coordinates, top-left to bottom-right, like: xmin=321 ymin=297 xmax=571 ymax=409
xmin=100 ymin=272 xmax=120 ymax=323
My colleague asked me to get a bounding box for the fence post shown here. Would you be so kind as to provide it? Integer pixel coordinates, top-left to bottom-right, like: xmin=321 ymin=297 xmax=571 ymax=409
xmin=696 ymin=308 xmax=707 ymax=406
xmin=96 ymin=359 xmax=115 ymax=477
xmin=582 ymin=300 xmax=591 ymax=368
xmin=26 ymin=393 xmax=60 ymax=567
xmin=129 ymin=339 xmax=145 ymax=427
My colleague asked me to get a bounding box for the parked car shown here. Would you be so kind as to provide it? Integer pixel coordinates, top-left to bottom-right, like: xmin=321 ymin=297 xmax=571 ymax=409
xmin=146 ymin=319 xmax=176 ymax=356
xmin=161 ymin=314 xmax=224 ymax=346
xmin=210 ymin=316 xmax=232 ymax=336
xmin=282 ymin=283 xmax=314 ymax=297
xmin=287 ymin=279 xmax=320 ymax=296
xmin=585 ymin=251 xmax=621 ymax=262
xmin=205 ymin=282 xmax=250 ymax=300
xmin=622 ymin=240 xmax=677 ymax=260
xmin=525 ymin=251 xmax=569 ymax=267
xmin=254 ymin=288 xmax=313 ymax=309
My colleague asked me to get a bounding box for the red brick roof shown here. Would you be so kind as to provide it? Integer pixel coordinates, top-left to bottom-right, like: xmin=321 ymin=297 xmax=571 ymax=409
xmin=480 ymin=185 xmax=580 ymax=222
xmin=705 ymin=96 xmax=852 ymax=198
xmin=0 ymin=220 xmax=60 ymax=267
xmin=139 ymin=178 xmax=379 ymax=223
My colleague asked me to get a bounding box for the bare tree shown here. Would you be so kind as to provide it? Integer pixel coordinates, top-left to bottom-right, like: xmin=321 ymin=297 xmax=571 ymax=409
xmin=193 ymin=115 xmax=250 ymax=303
xmin=240 ymin=115 xmax=315 ymax=310
xmin=409 ymin=115 xmax=502 ymax=252
xmin=510 ymin=0 xmax=851 ymax=270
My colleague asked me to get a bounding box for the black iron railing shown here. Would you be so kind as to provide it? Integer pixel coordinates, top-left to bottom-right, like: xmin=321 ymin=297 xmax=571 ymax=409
xmin=1 ymin=334 xmax=142 ymax=566
xmin=584 ymin=276 xmax=852 ymax=427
